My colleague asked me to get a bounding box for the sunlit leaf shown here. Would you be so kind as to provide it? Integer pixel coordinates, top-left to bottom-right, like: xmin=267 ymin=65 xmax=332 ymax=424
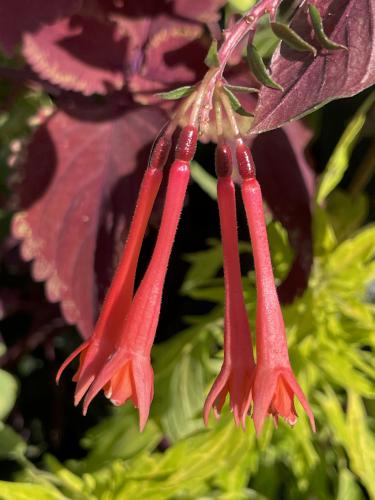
xmin=0 ymin=481 xmax=64 ymax=500
xmin=0 ymin=369 xmax=17 ymax=421
xmin=317 ymin=91 xmax=375 ymax=203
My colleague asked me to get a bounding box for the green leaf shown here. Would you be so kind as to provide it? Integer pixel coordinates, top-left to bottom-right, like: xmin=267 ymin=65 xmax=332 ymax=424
xmin=326 ymin=190 xmax=368 ymax=241
xmin=0 ymin=369 xmax=18 ymax=420
xmin=152 ymin=320 xmax=219 ymax=441
xmin=228 ymin=0 xmax=256 ymax=14
xmin=337 ymin=468 xmax=365 ymax=500
xmin=43 ymin=455 xmax=84 ymax=496
xmin=247 ymin=44 xmax=283 ymax=91
xmin=320 ymin=389 xmax=375 ymax=499
xmin=309 ymin=4 xmax=347 ymax=51
xmin=182 ymin=239 xmax=224 ymax=294
xmin=224 ymin=84 xmax=259 ymax=94
xmin=190 ymin=161 xmax=217 ymax=200
xmin=223 ymin=87 xmax=254 ymax=117
xmin=328 ymin=225 xmax=375 ymax=272
xmin=75 ymin=407 xmax=161 ymax=472
xmin=0 ymin=423 xmax=27 ymax=461
xmin=317 ymin=91 xmax=375 ymax=203
xmin=205 ymin=40 xmax=220 ymax=68
xmin=345 ymin=392 xmax=375 ymax=498
xmin=313 ymin=205 xmax=337 ymax=256
xmin=270 ymin=22 xmax=316 ymax=55
xmin=0 ymin=481 xmax=65 ymax=500
xmin=156 ymin=85 xmax=194 ymax=100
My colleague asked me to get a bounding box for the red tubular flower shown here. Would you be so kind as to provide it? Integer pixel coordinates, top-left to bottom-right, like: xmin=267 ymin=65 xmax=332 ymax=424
xmin=57 ymin=126 xmax=196 ymax=430
xmin=204 ymin=140 xmax=256 ymax=428
xmin=80 ymin=158 xmax=190 ymax=429
xmin=238 ymin=142 xmax=315 ymax=435
xmin=56 ymin=163 xmax=164 ymax=398
xmin=56 ymin=134 xmax=170 ymax=395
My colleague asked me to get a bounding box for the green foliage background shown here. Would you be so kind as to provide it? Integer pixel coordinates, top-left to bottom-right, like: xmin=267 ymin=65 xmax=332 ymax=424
xmin=0 ymin=83 xmax=375 ymax=499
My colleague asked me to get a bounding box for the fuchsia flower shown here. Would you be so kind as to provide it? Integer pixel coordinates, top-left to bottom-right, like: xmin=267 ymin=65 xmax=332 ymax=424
xmin=58 ymin=77 xmax=315 ymax=433
xmin=203 ymin=140 xmax=256 ymax=428
xmin=58 ymin=126 xmax=197 ymax=429
xmin=239 ymin=142 xmax=315 ymax=435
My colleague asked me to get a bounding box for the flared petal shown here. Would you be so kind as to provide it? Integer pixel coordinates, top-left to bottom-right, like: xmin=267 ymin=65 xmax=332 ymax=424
xmin=282 ymin=370 xmax=316 ymax=432
xmin=105 ymin=361 xmax=136 ymax=406
xmin=253 ymin=368 xmax=316 ymax=434
xmin=203 ymin=364 xmax=230 ymax=425
xmin=252 ymin=368 xmax=278 ymax=436
xmin=81 ymin=350 xmax=129 ymax=413
xmin=56 ymin=340 xmax=89 ymax=384
xmin=132 ymin=357 xmax=154 ymax=431
xmin=229 ymin=369 xmax=254 ymax=429
xmin=270 ymin=375 xmax=297 ymax=426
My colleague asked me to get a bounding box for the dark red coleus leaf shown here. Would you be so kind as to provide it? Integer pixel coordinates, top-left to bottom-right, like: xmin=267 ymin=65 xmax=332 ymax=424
xmin=17 ymin=0 xmax=223 ymax=96
xmin=23 ymin=16 xmax=127 ymax=95
xmin=0 ymin=0 xmax=82 ymax=55
xmin=12 ymin=96 xmax=166 ymax=338
xmin=174 ymin=0 xmax=225 ymax=22
xmin=251 ymin=120 xmax=314 ymax=302
xmin=252 ymin=0 xmax=375 ymax=133
xmin=129 ymin=21 xmax=207 ymax=104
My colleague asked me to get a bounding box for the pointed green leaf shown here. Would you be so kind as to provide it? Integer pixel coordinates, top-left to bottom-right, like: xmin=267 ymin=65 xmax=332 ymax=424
xmin=317 ymin=90 xmax=375 ymax=203
xmin=156 ymin=85 xmax=194 ymax=100
xmin=224 ymin=84 xmax=259 ymax=94
xmin=247 ymin=44 xmax=283 ymax=91
xmin=270 ymin=22 xmax=317 ymax=55
xmin=223 ymin=87 xmax=254 ymax=116
xmin=337 ymin=468 xmax=364 ymax=500
xmin=346 ymin=392 xmax=375 ymax=499
xmin=205 ymin=40 xmax=220 ymax=68
xmin=0 ymin=423 xmax=27 ymax=461
xmin=0 ymin=481 xmax=64 ymax=500
xmin=0 ymin=368 xmax=18 ymax=420
xmin=309 ymin=4 xmax=347 ymax=51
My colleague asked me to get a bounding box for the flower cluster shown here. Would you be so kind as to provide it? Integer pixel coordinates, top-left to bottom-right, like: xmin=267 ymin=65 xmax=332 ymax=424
xmin=57 ymin=79 xmax=315 ymax=435
xmin=56 ymin=0 xmax=324 ymax=434
xmin=204 ymin=136 xmax=315 ymax=435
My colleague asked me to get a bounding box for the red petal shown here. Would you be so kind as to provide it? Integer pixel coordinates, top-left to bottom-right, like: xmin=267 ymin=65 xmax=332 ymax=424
xmin=132 ymin=358 xmax=154 ymax=431
xmin=252 ymin=368 xmax=278 ymax=436
xmin=56 ymin=339 xmax=89 ymax=384
xmin=282 ymin=369 xmax=316 ymax=432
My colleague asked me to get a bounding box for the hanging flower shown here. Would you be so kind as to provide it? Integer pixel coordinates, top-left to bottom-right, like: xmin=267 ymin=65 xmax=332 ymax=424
xmin=239 ymin=151 xmax=315 ymax=435
xmin=57 ymin=127 xmax=197 ymax=429
xmin=204 ymin=139 xmax=256 ymax=428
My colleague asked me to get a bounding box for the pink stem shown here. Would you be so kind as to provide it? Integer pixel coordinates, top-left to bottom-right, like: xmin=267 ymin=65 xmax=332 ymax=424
xmin=200 ymin=0 xmax=284 ymax=126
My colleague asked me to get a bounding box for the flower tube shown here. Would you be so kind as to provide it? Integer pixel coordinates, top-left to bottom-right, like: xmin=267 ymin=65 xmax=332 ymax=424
xmin=204 ymin=140 xmax=256 ymax=428
xmin=238 ymin=142 xmax=315 ymax=435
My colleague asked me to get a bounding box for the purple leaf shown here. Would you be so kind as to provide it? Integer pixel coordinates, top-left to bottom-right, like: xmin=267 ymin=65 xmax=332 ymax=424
xmin=174 ymin=0 xmax=226 ymax=22
xmin=20 ymin=0 xmax=217 ymax=97
xmin=251 ymin=120 xmax=314 ymax=302
xmin=12 ymin=97 xmax=166 ymax=338
xmin=129 ymin=22 xmax=207 ymax=104
xmin=252 ymin=0 xmax=375 ymax=133
xmin=0 ymin=0 xmax=82 ymax=55
xmin=23 ymin=16 xmax=127 ymax=95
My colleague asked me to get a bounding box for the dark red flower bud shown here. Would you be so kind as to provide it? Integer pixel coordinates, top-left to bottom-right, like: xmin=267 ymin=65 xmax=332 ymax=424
xmin=176 ymin=125 xmax=198 ymax=162
xmin=236 ymin=142 xmax=255 ymax=179
xmin=149 ymin=134 xmax=172 ymax=171
xmin=215 ymin=140 xmax=233 ymax=178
